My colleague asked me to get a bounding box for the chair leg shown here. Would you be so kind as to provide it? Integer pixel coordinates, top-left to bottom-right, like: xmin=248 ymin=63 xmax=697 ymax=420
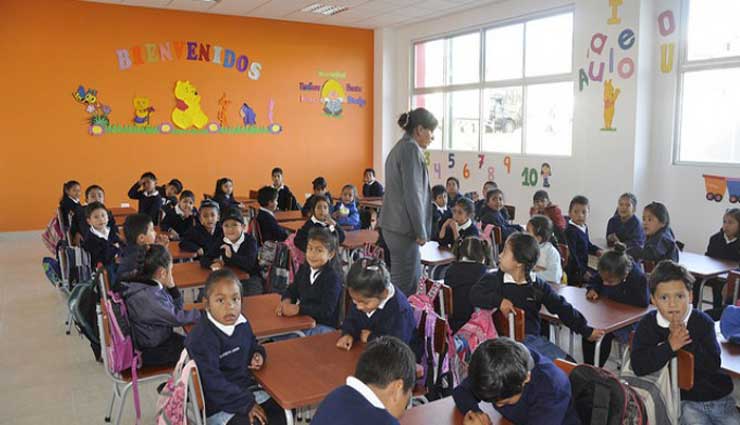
xmin=105 ymin=383 xmax=117 ymax=422
xmin=114 ymin=383 xmax=132 ymax=425
xmin=65 ymin=310 xmax=73 ymax=335
xmin=284 ymin=408 xmax=294 ymax=425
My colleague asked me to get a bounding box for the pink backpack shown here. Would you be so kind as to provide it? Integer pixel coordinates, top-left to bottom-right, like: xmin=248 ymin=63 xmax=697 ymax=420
xmin=452 ymin=309 xmax=498 ymax=379
xmin=156 ymin=350 xmax=204 ymax=425
xmin=284 ymin=233 xmax=304 ymax=281
xmin=42 ymin=213 xmax=64 ymax=255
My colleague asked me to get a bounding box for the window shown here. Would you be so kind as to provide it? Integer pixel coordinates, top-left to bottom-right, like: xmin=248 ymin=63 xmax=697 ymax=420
xmin=411 ymin=10 xmax=574 ymax=155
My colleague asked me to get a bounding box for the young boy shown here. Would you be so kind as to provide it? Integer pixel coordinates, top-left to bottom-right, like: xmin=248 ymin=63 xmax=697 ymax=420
xmin=446 ymin=177 xmax=462 ymax=209
xmin=313 ymin=336 xmax=416 ymax=425
xmin=179 ymin=200 xmax=222 ymax=256
xmin=128 ymin=171 xmax=164 ymax=225
xmin=530 ymin=190 xmax=566 ymax=235
xmin=81 ymin=202 xmax=121 ymax=268
xmin=631 ymin=261 xmax=739 ymax=425
xmin=362 ymin=168 xmax=385 ymax=198
xmin=201 ymin=208 xmax=263 ymax=296
xmin=479 ymin=189 xmax=523 ymax=241
xmin=439 ymin=197 xmax=480 ymax=248
xmin=431 ymin=184 xmax=451 ymax=243
xmin=474 ymin=181 xmax=497 ymax=220
xmin=160 ymin=190 xmax=198 ymax=241
xmin=565 ymin=195 xmax=603 ymax=285
xmin=255 ymin=186 xmax=288 ymax=243
xmin=71 ymin=184 xmax=118 ymax=242
xmin=271 ymin=167 xmax=300 ymax=211
xmin=185 ymin=269 xmax=286 ymax=425
xmin=453 ymin=338 xmax=580 ymax=425
xmin=158 ymin=178 xmax=183 ymax=209
xmin=117 ymin=213 xmax=161 ymax=284
xmin=301 ymin=176 xmax=333 ymax=217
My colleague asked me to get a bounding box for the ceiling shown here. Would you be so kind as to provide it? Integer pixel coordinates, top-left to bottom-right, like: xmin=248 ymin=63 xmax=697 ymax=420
xmin=83 ymin=0 xmax=505 ymax=29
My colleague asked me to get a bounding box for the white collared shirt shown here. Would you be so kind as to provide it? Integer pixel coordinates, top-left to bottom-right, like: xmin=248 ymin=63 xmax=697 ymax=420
xmin=143 ymin=190 xmax=160 ymax=197
xmin=207 ymin=311 xmax=247 ymax=336
xmin=346 ymin=376 xmax=386 ymax=410
xmin=435 ymin=204 xmax=448 ymax=215
xmin=175 ymin=204 xmax=186 ymax=217
xmin=503 ymin=272 xmax=537 ymax=284
xmin=71 ymin=197 xmax=80 ymax=204
xmin=310 ymin=267 xmax=321 ymax=285
xmin=569 ymin=219 xmax=587 ymax=234
xmin=311 ymin=215 xmax=335 ymax=232
xmin=656 ymin=308 xmax=692 ymax=329
xmin=152 ymin=278 xmax=164 ymax=290
xmin=458 ymin=219 xmax=473 ymax=232
xmin=367 ymin=284 xmax=395 ymax=318
xmin=223 ymin=232 xmax=246 ymax=253
xmin=259 ymin=207 xmax=275 ymax=217
xmin=725 ymin=233 xmax=738 ymax=244
xmin=90 ymin=226 xmax=111 ymax=240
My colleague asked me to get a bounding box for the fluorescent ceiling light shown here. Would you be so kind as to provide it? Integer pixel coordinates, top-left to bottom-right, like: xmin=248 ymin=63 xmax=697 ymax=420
xmin=301 ymin=3 xmax=349 ymax=16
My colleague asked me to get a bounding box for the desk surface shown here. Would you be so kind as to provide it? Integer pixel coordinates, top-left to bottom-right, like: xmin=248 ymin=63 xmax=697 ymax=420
xmin=400 ymin=397 xmax=510 ymax=425
xmin=252 ymin=331 xmax=363 ymax=409
xmin=679 ymin=252 xmax=737 ymax=278
xmin=168 ymin=242 xmax=198 ymax=261
xmin=420 ymin=241 xmax=456 ymax=266
xmin=359 ymin=199 xmax=383 ymax=209
xmin=274 ymin=210 xmax=305 ymax=222
xmin=281 ymin=220 xmax=305 ymax=233
xmin=110 ymin=206 xmax=136 ymax=218
xmin=173 ymin=262 xmax=248 ymax=289
xmin=342 ymin=229 xmax=379 ymax=250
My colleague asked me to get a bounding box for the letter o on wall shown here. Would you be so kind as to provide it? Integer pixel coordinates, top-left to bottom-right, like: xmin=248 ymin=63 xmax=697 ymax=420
xmin=236 ymin=55 xmax=249 ymax=72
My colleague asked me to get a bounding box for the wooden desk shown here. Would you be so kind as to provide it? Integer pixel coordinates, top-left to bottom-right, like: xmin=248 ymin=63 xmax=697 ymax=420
xmin=274 ymin=210 xmax=304 ymax=222
xmin=400 ymin=397 xmax=510 ymax=425
xmin=359 ymin=198 xmax=383 ymax=210
xmin=680 ymin=252 xmax=737 ymax=310
xmin=172 ymin=262 xmax=248 ymax=289
xmin=110 ymin=206 xmax=136 ymax=220
xmin=420 ymin=241 xmax=456 ymax=278
xmin=168 ymin=242 xmax=198 ymax=261
xmin=342 ymin=229 xmax=379 ymax=250
xmin=281 ymin=220 xmax=304 ymax=233
xmin=252 ymin=331 xmax=363 ymax=423
xmin=716 ymin=322 xmax=740 ymax=377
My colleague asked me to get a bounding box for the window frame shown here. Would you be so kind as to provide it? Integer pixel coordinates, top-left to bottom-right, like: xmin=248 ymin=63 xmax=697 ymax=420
xmin=410 ymin=6 xmax=576 ymax=157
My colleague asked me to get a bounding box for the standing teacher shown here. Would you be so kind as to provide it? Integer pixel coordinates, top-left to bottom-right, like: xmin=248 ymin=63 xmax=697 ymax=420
xmin=379 ymin=108 xmax=438 ymax=295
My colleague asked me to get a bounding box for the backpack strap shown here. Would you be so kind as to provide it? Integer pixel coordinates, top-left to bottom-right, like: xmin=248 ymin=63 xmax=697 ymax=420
xmin=591 ymin=381 xmax=612 ymax=425
xmin=131 ymin=352 xmax=142 ymax=425
xmin=427 ymin=280 xmax=443 ymax=302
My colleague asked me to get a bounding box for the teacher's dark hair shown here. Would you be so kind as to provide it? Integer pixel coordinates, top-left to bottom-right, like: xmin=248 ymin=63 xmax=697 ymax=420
xmin=398 ymin=108 xmax=438 ymax=134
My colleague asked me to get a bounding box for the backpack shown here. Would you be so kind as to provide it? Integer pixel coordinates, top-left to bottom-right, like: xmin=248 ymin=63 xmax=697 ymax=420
xmin=42 ymin=213 xmax=65 ymax=255
xmin=452 ymin=309 xmax=498 ymax=380
xmin=258 ymin=240 xmax=293 ymax=294
xmin=284 ymin=233 xmax=304 ymax=280
xmin=68 ymin=274 xmax=102 ymax=361
xmin=569 ymin=364 xmax=647 ymax=425
xmin=720 ymin=305 xmax=740 ymax=343
xmin=620 ymin=350 xmax=677 ymax=425
xmin=42 ymin=257 xmax=63 ymax=288
xmin=156 ymin=349 xmax=205 ymax=425
xmin=58 ymin=240 xmax=92 ymax=288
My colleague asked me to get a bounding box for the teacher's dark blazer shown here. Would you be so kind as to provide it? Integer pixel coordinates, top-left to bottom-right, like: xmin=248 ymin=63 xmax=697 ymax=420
xmin=378 ymin=134 xmax=432 ymax=240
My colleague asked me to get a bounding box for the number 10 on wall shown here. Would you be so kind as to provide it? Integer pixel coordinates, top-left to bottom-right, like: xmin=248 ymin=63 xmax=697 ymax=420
xmin=521 ymin=167 xmax=538 ymax=186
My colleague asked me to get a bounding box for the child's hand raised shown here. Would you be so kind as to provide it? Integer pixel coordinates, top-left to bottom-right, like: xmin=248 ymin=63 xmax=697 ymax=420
xmin=249 ymin=352 xmax=264 ymax=370
xmin=587 ymin=328 xmax=606 ymax=342
xmin=668 ymin=322 xmax=692 ymax=352
xmin=463 ymin=411 xmax=492 ymax=425
xmin=360 ymin=329 xmax=372 ymax=343
xmin=586 ymin=289 xmax=599 ymax=301
xmin=336 ymin=334 xmax=354 ymax=351
xmin=221 ymin=244 xmax=233 ymax=258
xmin=499 ymin=298 xmax=515 ymax=316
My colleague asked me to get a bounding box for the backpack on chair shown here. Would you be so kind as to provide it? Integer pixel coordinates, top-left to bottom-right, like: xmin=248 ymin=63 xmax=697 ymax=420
xmin=156 ymin=349 xmax=205 ymax=425
xmin=452 ymin=309 xmax=498 ymax=380
xmin=68 ymin=269 xmax=102 ymax=361
xmin=42 ymin=213 xmax=65 ymax=255
xmin=258 ymin=240 xmax=293 ymax=294
xmin=620 ymin=348 xmax=678 ymax=425
xmin=569 ymin=364 xmax=647 ymax=425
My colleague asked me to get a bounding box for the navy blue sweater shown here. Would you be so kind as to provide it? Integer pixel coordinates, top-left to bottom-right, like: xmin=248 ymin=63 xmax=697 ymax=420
xmin=282 ymin=263 xmax=342 ymax=327
xmin=627 ymin=226 xmax=679 ymax=263
xmin=179 ymin=224 xmax=222 ymax=254
xmin=444 ymin=261 xmax=490 ymax=333
xmin=71 ymin=208 xmax=118 ymax=240
xmin=116 ymin=243 xmax=146 ymax=285
xmin=301 ymin=192 xmax=333 ymax=217
xmin=201 ymin=232 xmax=259 ymax=275
xmin=212 ymin=193 xmax=240 ymax=214
xmin=706 ymin=230 xmax=740 ymax=262
xmin=431 ymin=206 xmax=452 ymax=243
xmin=294 ymin=219 xmax=346 ymax=252
xmin=82 ymin=227 xmax=121 ymax=268
xmin=438 ymin=221 xmax=480 ymax=248
xmin=127 ymin=183 xmax=164 ymax=225
xmin=470 ymin=270 xmax=593 ymax=337
xmin=185 ymin=315 xmax=266 ymax=417
xmin=447 ymin=192 xmax=462 ymax=209
xmin=362 ymin=181 xmax=385 ymax=198
xmin=606 ymin=214 xmax=646 ymax=251
xmin=276 ymin=185 xmax=300 ymax=211
xmin=341 ymin=285 xmax=415 ymax=345
xmin=313 ymin=384 xmax=398 ymax=425
xmin=565 ymin=222 xmax=600 ymax=283
xmin=453 ymin=348 xmax=581 ymax=425
xmin=256 ymin=209 xmax=288 ymax=243
xmin=586 ymin=261 xmax=649 ymax=308
xmin=59 ymin=195 xmax=84 ymax=231
xmin=631 ymin=309 xmax=733 ymax=402
xmin=479 ymin=206 xmax=523 ymax=241
xmin=160 ymin=206 xmax=198 ymax=236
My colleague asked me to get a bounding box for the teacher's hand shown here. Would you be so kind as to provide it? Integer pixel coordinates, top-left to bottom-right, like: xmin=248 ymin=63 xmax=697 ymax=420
xmin=416 ymin=238 xmax=427 ymax=246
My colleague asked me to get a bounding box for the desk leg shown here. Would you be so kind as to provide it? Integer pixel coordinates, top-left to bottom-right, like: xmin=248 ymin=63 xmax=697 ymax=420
xmin=734 ymin=278 xmax=740 ymax=307
xmin=697 ymin=277 xmax=708 ymax=310
xmin=569 ymin=330 xmax=574 ymax=357
xmin=594 ymin=338 xmax=603 ymax=368
xmin=284 ymin=408 xmax=294 ymax=425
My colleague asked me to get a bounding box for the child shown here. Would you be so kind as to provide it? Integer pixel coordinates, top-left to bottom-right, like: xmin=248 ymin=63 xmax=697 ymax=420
xmin=628 ymin=201 xmax=679 ymax=263
xmin=117 ymin=213 xmax=162 ymax=284
xmin=255 ymin=185 xmax=288 ymax=243
xmin=71 ymin=184 xmax=118 ymax=240
xmin=185 ymin=269 xmax=286 ymax=425
xmin=160 ymin=190 xmax=198 ymax=241
xmin=439 ymin=197 xmax=480 ymax=248
xmin=179 ymin=200 xmax=222 ymax=256
xmin=277 ymin=227 xmax=342 ymax=333
xmin=704 ymin=208 xmax=740 ymax=316
xmin=336 ymin=259 xmax=415 ymax=350
xmin=631 ymin=261 xmax=739 ymax=425
xmin=59 ymin=180 xmax=83 ymax=231
xmin=565 ymin=195 xmax=603 ymax=285
xmin=471 ymin=232 xmax=604 ymax=360
xmin=446 ymin=176 xmax=462 ymax=209
xmin=81 ymin=202 xmax=121 ymax=268
xmin=431 ymin=184 xmax=451 ymax=243
xmin=445 ymin=237 xmax=495 ymax=333
xmin=479 ymin=189 xmax=523 ymax=241
xmin=474 ymin=181 xmax=497 ymax=220
xmin=212 ymin=177 xmax=242 ymax=213
xmin=201 ymin=208 xmax=263 ymax=296
xmin=120 ymin=245 xmax=201 ymax=367
xmin=606 ymin=192 xmax=645 ymax=251
xmin=128 ymin=171 xmax=164 ymax=225
xmin=313 ymin=336 xmax=416 ymax=425
xmin=295 ymin=196 xmax=346 ymax=252
xmin=301 ymin=176 xmax=333 ymax=217
xmin=362 ymin=168 xmax=385 ymax=198
xmin=527 ymin=215 xmax=563 ymax=284
xmin=453 ymin=338 xmax=580 ymax=425
xmin=271 ymin=167 xmax=300 ymax=211
xmin=158 ymin=178 xmax=183 ymax=209
xmin=529 ymin=190 xmax=566 ymax=236
xmin=333 ymin=184 xmax=361 ymax=230
xmin=583 ymin=242 xmax=648 ymax=366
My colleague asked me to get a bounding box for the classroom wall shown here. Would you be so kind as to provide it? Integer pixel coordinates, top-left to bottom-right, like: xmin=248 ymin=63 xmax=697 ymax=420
xmin=0 ymin=0 xmax=374 ymax=231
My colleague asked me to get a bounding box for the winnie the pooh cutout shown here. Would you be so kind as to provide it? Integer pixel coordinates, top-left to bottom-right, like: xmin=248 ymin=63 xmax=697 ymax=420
xmin=601 ymin=79 xmax=620 ymax=131
xmin=171 ymin=80 xmax=209 ymax=129
xmin=133 ymin=96 xmax=155 ymax=127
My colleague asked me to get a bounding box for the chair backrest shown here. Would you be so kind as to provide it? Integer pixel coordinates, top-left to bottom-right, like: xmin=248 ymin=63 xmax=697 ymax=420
xmin=423 ymin=279 xmax=453 ymax=318
xmin=557 ymin=243 xmax=570 ymax=268
xmin=249 ymin=190 xmax=259 ymax=200
xmin=504 ymin=205 xmax=516 ymax=221
xmin=726 ymin=270 xmax=740 ymax=305
xmin=493 ymin=307 xmax=525 ymax=341
xmin=416 ymin=310 xmax=449 ymax=355
xmin=97 ymin=302 xmax=115 ymax=378
xmin=554 ymin=358 xmax=578 ymax=375
xmin=676 ymin=350 xmax=694 ymax=391
xmin=492 ymin=226 xmax=503 ymax=247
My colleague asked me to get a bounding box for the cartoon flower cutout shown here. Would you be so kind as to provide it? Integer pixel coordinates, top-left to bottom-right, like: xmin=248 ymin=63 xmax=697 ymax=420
xmin=89 ymin=124 xmax=105 ymax=136
xmin=86 ymin=104 xmax=96 ymax=114
xmin=207 ymin=122 xmax=220 ymax=133
xmin=269 ymin=123 xmax=282 ymax=134
xmin=159 ymin=122 xmax=173 ymax=134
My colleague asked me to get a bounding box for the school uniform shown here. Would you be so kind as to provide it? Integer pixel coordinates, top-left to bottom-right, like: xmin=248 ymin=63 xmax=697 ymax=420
xmin=301 ymin=192 xmax=333 ymax=217
xmin=156 ymin=185 xmax=178 ymax=210
xmin=127 ymin=183 xmax=164 ymax=225
xmin=627 ymin=226 xmax=679 ymax=263
xmin=71 ymin=207 xmax=118 ymax=240
xmin=116 ymin=243 xmax=146 ymax=285
xmin=704 ymin=231 xmax=740 ymax=317
xmin=479 ymin=206 xmax=523 ymax=241
xmin=362 ymin=180 xmax=384 ymax=198
xmin=256 ymin=208 xmax=288 ymax=243
xmin=333 ymin=201 xmax=361 ymax=230
xmin=282 ymin=263 xmax=342 ymax=328
xmin=294 ymin=217 xmax=346 ymax=252
xmin=341 ymin=284 xmax=415 ymax=345
xmin=160 ymin=205 xmax=198 ymax=237
xmin=82 ymin=226 xmax=121 ymax=268
xmin=431 ymin=204 xmax=452 ymax=243
xmin=447 ymin=192 xmax=462 ymax=209
xmin=438 ymin=219 xmax=480 ymax=248
xmin=536 ymin=241 xmax=563 ymax=284
xmin=606 ymin=214 xmax=646 ymax=251
xmin=179 ymin=224 xmax=223 ymax=254
xmin=212 ymin=193 xmax=240 ymax=214
xmin=565 ymin=220 xmax=601 ymax=284
xmin=444 ymin=261 xmax=490 ymax=333
xmin=453 ymin=348 xmax=580 ymax=425
xmin=59 ymin=195 xmax=83 ymax=232
xmin=275 ymin=185 xmax=300 ymax=211
xmin=313 ymin=376 xmax=399 ymax=425
xmin=201 ymin=232 xmax=263 ymax=295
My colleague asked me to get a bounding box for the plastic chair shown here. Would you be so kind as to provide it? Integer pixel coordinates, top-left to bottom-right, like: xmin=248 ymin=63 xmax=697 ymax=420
xmin=493 ymin=307 xmax=525 ymax=341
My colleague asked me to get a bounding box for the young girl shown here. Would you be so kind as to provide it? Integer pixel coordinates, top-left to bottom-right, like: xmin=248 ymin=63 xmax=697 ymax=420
xmin=212 ymin=177 xmax=242 ymax=213
xmin=628 ymin=201 xmax=679 ymax=263
xmin=277 ymin=227 xmax=343 ymax=334
xmin=439 ymin=197 xmax=480 ymax=248
xmin=478 ymin=189 xmax=523 ymax=241
xmin=160 ymin=190 xmax=198 ymax=241
xmin=301 ymin=176 xmax=333 ymax=217
xmin=332 ymin=184 xmax=361 ymax=230
xmin=527 ymin=215 xmax=563 ymax=284
xmin=606 ymin=193 xmax=645 ymax=251
xmin=444 ymin=237 xmax=495 ymax=332
xmin=704 ymin=208 xmax=740 ymax=317
xmin=336 ymin=258 xmax=415 ymax=350
xmin=120 ymin=245 xmax=201 ymax=367
xmin=295 ymin=196 xmax=346 ymax=252
xmin=583 ymin=242 xmax=648 ymax=366
xmin=59 ymin=180 xmax=82 ymax=231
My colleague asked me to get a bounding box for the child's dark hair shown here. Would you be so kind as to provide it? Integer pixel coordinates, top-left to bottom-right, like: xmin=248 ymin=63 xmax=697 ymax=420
xmin=364 ymin=168 xmax=375 ymax=177
xmin=179 ymin=190 xmax=195 ymax=201
xmin=84 ymin=201 xmax=107 ymax=219
xmin=569 ymin=195 xmax=589 ymax=211
xmin=257 ymin=186 xmax=278 ymax=207
xmin=61 ymin=180 xmax=80 ymax=201
xmin=527 ymin=215 xmax=556 ymax=245
xmin=432 ymin=184 xmax=446 ymax=200
xmin=140 ymin=171 xmax=157 ymax=181
xmin=446 ymin=176 xmax=460 ymax=188
xmin=341 ymin=184 xmax=357 ymax=202
xmin=312 ymin=177 xmax=328 ymax=190
xmin=505 ymin=233 xmax=540 ymax=282
xmin=469 ymin=338 xmax=535 ymax=402
xmin=648 ymin=260 xmax=695 ymax=294
xmin=307 ymin=227 xmax=342 ymax=272
xmin=311 ymin=195 xmax=332 ymax=215
xmin=454 ymin=236 xmax=494 ymax=266
xmin=597 ymin=242 xmax=632 ymax=280
xmin=167 ymin=179 xmax=183 ymax=194
xmin=455 ymin=197 xmax=475 ymax=217
xmin=214 ymin=177 xmax=233 ymax=198
xmin=355 ymin=336 xmax=417 ymax=393
xmin=271 ymin=167 xmax=283 ymax=176
xmin=85 ymin=184 xmax=104 ymax=198
xmin=205 ymin=268 xmax=242 ymax=298
xmin=133 ymin=244 xmax=171 ymax=281
xmin=724 ymin=208 xmax=740 ymax=235
xmin=199 ymin=199 xmax=220 ymax=213
xmin=346 ymin=258 xmax=391 ymax=298
xmin=486 ymin=188 xmax=503 ymax=203
xmin=619 ymin=192 xmax=637 ymax=208
xmin=483 ymin=180 xmax=497 ymax=189
xmin=397 ymin=108 xmax=438 ymax=134
xmin=123 ymin=213 xmax=153 ymax=244
xmin=644 ymin=201 xmax=670 ymax=226
xmin=533 ymin=190 xmax=549 ymax=203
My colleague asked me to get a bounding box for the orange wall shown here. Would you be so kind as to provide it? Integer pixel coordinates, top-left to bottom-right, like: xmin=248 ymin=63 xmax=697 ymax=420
xmin=0 ymin=0 xmax=373 ymax=231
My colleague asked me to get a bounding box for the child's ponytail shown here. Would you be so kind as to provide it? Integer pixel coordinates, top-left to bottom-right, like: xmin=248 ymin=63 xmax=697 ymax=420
xmin=597 ymin=241 xmax=631 ymax=280
xmin=133 ymin=244 xmax=172 ymax=282
xmin=506 ymin=233 xmax=540 ymax=284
